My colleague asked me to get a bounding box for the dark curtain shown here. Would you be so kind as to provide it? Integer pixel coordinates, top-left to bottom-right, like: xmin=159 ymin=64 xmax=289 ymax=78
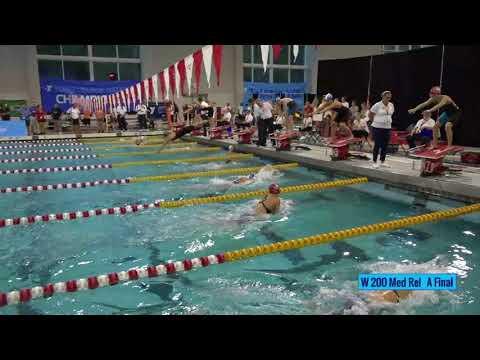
xmin=317 ymin=56 xmax=370 ymax=106
xmin=442 ymin=46 xmax=480 ymax=146
xmin=369 ymin=46 xmax=443 ymax=130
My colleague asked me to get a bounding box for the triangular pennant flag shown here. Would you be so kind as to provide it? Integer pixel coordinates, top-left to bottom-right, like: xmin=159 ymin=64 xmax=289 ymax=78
xmin=168 ymin=65 xmax=176 ymax=97
xmin=120 ymin=90 xmax=126 ymax=107
xmin=213 ymin=45 xmax=223 ymax=86
xmin=174 ymin=62 xmax=181 ymax=98
xmin=260 ymin=45 xmax=269 ymax=72
xmin=164 ymin=69 xmax=170 ymax=100
xmin=136 ymin=83 xmax=142 ymax=104
xmin=148 ymin=78 xmax=154 ymax=103
xmin=184 ymin=55 xmax=194 ymax=96
xmin=143 ymin=79 xmax=150 ymax=103
xmin=152 ymin=74 xmax=159 ymax=104
xmin=202 ymin=45 xmax=213 ymax=88
xmin=293 ymin=45 xmax=299 ymax=63
xmin=159 ymin=71 xmax=166 ymax=100
xmin=177 ymin=59 xmax=186 ymax=96
xmin=130 ymin=86 xmax=136 ymax=107
xmin=125 ymin=89 xmax=131 ymax=111
xmin=193 ymin=50 xmax=203 ymax=94
xmin=272 ymin=45 xmax=283 ymax=61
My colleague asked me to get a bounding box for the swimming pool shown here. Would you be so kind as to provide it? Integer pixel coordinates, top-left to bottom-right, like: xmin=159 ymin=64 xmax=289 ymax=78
xmin=0 ymin=138 xmax=479 ymax=315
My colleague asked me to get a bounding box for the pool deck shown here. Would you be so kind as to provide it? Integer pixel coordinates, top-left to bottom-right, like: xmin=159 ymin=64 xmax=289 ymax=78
xmin=192 ymin=136 xmax=480 ymax=204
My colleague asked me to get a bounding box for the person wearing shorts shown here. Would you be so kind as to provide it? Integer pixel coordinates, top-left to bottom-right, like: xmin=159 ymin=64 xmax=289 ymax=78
xmin=408 ymin=86 xmax=461 ymax=148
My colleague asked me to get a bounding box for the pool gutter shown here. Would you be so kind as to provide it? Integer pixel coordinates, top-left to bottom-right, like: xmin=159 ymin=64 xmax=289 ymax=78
xmin=193 ymin=137 xmax=480 ymax=204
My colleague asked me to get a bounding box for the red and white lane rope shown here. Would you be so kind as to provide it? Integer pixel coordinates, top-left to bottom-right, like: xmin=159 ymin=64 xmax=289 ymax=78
xmin=0 ymin=154 xmax=97 ymax=163
xmin=0 ymin=199 xmax=163 ymax=228
xmin=0 ymin=253 xmax=225 ymax=307
xmin=0 ymin=178 xmax=130 ymax=194
xmin=0 ymin=148 xmax=90 ymax=156
xmin=0 ymin=139 xmax=79 ymax=144
xmin=0 ymin=163 xmax=112 ymax=175
xmin=0 ymin=143 xmax=83 ymax=149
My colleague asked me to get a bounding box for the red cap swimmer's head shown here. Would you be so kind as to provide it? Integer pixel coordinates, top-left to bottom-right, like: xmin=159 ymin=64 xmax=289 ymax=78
xmin=429 ymin=86 xmax=441 ymax=98
xmin=269 ymin=184 xmax=281 ymax=195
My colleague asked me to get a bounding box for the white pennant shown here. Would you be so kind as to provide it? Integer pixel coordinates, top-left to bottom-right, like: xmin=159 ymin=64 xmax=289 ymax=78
xmin=136 ymin=83 xmax=142 ymax=104
xmin=163 ymin=69 xmax=170 ymax=100
xmin=293 ymin=45 xmax=299 ymax=63
xmin=130 ymin=86 xmax=136 ymax=107
xmin=120 ymin=90 xmax=126 ymax=108
xmin=202 ymin=45 xmax=213 ymax=88
xmin=152 ymin=74 xmax=159 ymax=104
xmin=261 ymin=45 xmax=270 ymax=72
xmin=175 ymin=62 xmax=181 ymax=98
xmin=184 ymin=54 xmax=194 ymax=96
xmin=143 ymin=79 xmax=150 ymax=103
xmin=125 ymin=89 xmax=131 ymax=111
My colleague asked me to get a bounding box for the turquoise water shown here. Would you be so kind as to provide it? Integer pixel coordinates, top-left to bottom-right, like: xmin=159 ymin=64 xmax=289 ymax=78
xmin=0 ymin=141 xmax=479 ymax=315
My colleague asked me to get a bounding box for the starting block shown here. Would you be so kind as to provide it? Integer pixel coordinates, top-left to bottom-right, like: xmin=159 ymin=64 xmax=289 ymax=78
xmin=237 ymin=128 xmax=256 ymax=144
xmin=271 ymin=131 xmax=300 ymax=151
xmin=411 ymin=145 xmax=464 ymax=176
xmin=328 ymin=137 xmax=363 ymax=160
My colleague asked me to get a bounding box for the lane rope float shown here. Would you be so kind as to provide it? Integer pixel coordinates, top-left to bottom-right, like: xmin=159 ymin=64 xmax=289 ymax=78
xmin=0 ymin=147 xmax=91 ymax=156
xmin=2 ymin=203 xmax=478 ymax=307
xmin=91 ymin=142 xmax=197 ymax=149
xmin=0 ymin=143 xmax=84 ymax=150
xmin=0 ymin=178 xmax=367 ymax=229
xmin=97 ymin=146 xmax=221 ymax=158
xmin=0 ymin=164 xmax=112 ymax=175
xmin=0 ymin=154 xmax=253 ymax=174
xmin=0 ymin=154 xmax=97 ymax=164
xmin=0 ymin=163 xmax=299 ymax=195
xmin=0 ymin=139 xmax=79 ymax=144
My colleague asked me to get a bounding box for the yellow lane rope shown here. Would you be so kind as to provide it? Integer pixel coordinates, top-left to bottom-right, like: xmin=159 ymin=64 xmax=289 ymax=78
xmin=92 ymin=142 xmax=197 ymax=149
xmin=98 ymin=147 xmax=221 ymax=158
xmin=111 ymin=154 xmax=254 ymax=168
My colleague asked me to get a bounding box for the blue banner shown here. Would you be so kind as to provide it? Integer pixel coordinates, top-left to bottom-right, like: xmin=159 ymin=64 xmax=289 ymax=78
xmin=358 ymin=273 xmax=457 ymax=291
xmin=242 ymin=82 xmax=305 ymax=109
xmin=40 ymin=78 xmax=138 ymax=113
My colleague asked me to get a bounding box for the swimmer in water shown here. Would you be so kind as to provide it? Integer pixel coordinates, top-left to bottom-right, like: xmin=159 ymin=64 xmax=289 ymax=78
xmin=368 ymin=290 xmax=413 ymax=303
xmin=256 ymin=184 xmax=281 ymax=215
xmin=232 ymin=165 xmax=279 ymax=186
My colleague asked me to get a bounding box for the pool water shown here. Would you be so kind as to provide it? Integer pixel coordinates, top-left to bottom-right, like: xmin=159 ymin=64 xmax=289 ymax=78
xmin=0 ymin=140 xmax=479 ymax=315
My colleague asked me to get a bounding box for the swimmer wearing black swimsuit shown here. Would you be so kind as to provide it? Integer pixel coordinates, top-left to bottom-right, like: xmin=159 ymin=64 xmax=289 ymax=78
xmin=259 ymin=196 xmax=274 ymax=214
xmin=332 ymin=106 xmax=352 ymax=124
xmin=173 ymin=125 xmax=195 ymax=140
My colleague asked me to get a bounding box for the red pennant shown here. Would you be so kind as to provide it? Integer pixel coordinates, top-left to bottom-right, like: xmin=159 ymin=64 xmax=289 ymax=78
xmin=134 ymin=83 xmax=140 ymax=100
xmin=168 ymin=65 xmax=176 ymax=97
xmin=140 ymin=81 xmax=146 ymax=100
xmin=148 ymin=78 xmax=154 ymax=99
xmin=193 ymin=50 xmax=203 ymax=95
xmin=272 ymin=45 xmax=283 ymax=61
xmin=177 ymin=59 xmax=187 ymax=95
xmin=213 ymin=45 xmax=224 ymax=86
xmin=159 ymin=71 xmax=166 ymax=100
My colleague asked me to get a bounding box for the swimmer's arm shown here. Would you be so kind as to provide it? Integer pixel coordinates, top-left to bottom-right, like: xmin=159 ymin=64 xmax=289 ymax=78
xmin=409 ymin=98 xmax=435 ymax=113
xmin=318 ymin=102 xmax=339 ymax=114
xmin=427 ymin=96 xmax=451 ymax=113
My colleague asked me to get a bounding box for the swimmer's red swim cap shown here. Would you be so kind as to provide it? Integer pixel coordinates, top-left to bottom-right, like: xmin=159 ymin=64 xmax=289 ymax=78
xmin=269 ymin=184 xmax=281 ymax=194
xmin=429 ymin=86 xmax=441 ymax=97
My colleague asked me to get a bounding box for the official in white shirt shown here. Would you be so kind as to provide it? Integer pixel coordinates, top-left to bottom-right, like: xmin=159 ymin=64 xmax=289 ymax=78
xmin=258 ymin=100 xmax=274 ymax=147
xmin=369 ymin=91 xmax=394 ymax=168
xmin=136 ymin=102 xmax=148 ymax=129
xmin=67 ymin=104 xmax=81 ymax=135
xmin=406 ymin=111 xmax=435 ymax=149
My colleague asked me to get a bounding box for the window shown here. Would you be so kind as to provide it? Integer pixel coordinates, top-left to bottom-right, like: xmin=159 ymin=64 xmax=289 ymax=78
xmin=118 ymin=45 xmax=140 ymax=59
xmin=253 ymin=68 xmax=270 ymax=83
xmin=62 ymin=45 xmax=88 ymax=56
xmin=36 ymin=45 xmax=141 ymax=81
xmin=38 ymin=60 xmax=62 ymax=79
xmin=119 ymin=63 xmax=141 ymax=80
xmin=37 ymin=45 xmax=61 ymax=55
xmin=243 ymin=67 xmax=253 ymax=82
xmin=243 ymin=45 xmax=252 ymax=64
xmin=273 ymin=46 xmax=289 ymax=65
xmin=94 ymin=62 xmax=118 ymax=81
xmin=92 ymin=45 xmax=117 ymax=58
xmin=273 ymin=68 xmax=288 ymax=83
xmin=63 ymin=61 xmax=90 ymax=80
xmin=290 ymin=69 xmax=305 ymax=83
xmin=243 ymin=45 xmax=308 ymax=84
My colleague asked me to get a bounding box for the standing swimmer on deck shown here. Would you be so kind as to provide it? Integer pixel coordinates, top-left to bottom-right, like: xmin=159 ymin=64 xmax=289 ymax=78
xmin=408 ymin=86 xmax=461 ymax=148
xmin=256 ymin=184 xmax=282 ymax=215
